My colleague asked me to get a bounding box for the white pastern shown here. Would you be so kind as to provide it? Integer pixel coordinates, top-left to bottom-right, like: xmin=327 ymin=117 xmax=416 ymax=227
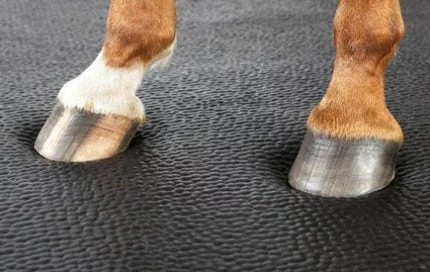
xmin=57 ymin=40 xmax=175 ymax=121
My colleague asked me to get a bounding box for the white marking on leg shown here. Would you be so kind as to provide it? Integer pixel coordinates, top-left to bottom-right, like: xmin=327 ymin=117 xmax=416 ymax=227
xmin=57 ymin=40 xmax=176 ymax=121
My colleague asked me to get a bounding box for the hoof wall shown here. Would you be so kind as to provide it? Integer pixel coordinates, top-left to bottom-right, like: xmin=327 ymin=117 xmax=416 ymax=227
xmin=289 ymin=130 xmax=400 ymax=197
xmin=34 ymin=102 xmax=141 ymax=162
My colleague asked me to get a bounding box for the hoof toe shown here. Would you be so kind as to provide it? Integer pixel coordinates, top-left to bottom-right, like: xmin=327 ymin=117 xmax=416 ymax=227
xmin=289 ymin=130 xmax=400 ymax=197
xmin=34 ymin=102 xmax=142 ymax=162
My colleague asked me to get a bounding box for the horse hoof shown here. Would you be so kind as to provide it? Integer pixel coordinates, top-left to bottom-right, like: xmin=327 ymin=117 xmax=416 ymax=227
xmin=289 ymin=130 xmax=400 ymax=197
xmin=34 ymin=101 xmax=142 ymax=162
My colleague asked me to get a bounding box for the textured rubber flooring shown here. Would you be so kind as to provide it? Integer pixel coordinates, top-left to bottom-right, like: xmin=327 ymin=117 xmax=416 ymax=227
xmin=1 ymin=0 xmax=430 ymax=271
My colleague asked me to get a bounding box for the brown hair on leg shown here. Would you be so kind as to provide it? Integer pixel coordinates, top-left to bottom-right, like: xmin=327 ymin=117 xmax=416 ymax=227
xmin=308 ymin=0 xmax=405 ymax=143
xmin=103 ymin=0 xmax=176 ymax=68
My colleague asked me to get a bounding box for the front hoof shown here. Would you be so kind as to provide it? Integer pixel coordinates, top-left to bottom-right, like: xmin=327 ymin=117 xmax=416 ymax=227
xmin=289 ymin=130 xmax=400 ymax=197
xmin=34 ymin=102 xmax=142 ymax=162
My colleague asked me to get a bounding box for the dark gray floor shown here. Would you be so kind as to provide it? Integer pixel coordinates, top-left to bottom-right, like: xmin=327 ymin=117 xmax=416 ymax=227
xmin=1 ymin=0 xmax=429 ymax=271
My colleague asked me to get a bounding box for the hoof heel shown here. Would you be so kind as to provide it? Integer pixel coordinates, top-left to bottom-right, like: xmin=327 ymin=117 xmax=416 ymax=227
xmin=34 ymin=102 xmax=142 ymax=162
xmin=289 ymin=130 xmax=400 ymax=197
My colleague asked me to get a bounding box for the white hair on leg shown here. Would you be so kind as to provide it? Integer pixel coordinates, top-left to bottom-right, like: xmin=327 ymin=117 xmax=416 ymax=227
xmin=57 ymin=39 xmax=176 ymax=121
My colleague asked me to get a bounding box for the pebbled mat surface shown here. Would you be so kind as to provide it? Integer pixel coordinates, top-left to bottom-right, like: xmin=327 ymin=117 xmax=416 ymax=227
xmin=1 ymin=0 xmax=429 ymax=271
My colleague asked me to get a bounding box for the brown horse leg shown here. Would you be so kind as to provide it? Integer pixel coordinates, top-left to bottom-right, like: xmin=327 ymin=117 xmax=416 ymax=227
xmin=290 ymin=0 xmax=405 ymax=197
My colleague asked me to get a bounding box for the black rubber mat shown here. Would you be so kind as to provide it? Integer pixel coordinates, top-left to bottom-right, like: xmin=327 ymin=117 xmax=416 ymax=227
xmin=1 ymin=0 xmax=429 ymax=271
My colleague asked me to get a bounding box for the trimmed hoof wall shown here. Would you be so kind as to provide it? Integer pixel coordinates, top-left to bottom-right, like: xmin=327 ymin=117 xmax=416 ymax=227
xmin=34 ymin=102 xmax=141 ymax=162
xmin=289 ymin=130 xmax=400 ymax=197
